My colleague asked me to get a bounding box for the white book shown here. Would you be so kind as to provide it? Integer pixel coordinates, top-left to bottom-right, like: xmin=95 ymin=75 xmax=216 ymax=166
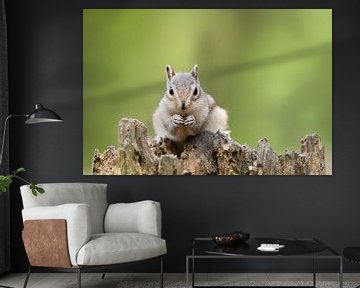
xmin=257 ymin=243 xmax=285 ymax=251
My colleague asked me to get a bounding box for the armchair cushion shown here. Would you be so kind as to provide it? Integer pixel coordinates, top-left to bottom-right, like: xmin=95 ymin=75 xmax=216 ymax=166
xmin=20 ymin=183 xmax=108 ymax=234
xmin=104 ymin=200 xmax=162 ymax=237
xmin=22 ymin=203 xmax=91 ymax=266
xmin=76 ymin=233 xmax=167 ymax=266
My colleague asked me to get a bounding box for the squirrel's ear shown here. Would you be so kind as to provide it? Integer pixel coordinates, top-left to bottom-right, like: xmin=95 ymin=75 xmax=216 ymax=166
xmin=166 ymin=65 xmax=176 ymax=80
xmin=190 ymin=64 xmax=199 ymax=81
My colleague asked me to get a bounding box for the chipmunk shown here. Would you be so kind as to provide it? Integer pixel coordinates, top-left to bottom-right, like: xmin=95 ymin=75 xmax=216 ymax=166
xmin=153 ymin=64 xmax=228 ymax=144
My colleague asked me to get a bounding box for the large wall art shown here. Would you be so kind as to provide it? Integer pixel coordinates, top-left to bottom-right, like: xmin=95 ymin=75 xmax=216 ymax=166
xmin=83 ymin=9 xmax=332 ymax=175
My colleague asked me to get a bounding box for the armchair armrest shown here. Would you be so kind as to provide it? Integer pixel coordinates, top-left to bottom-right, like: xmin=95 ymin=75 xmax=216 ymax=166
xmin=104 ymin=200 xmax=162 ymax=237
xmin=22 ymin=203 xmax=91 ymax=266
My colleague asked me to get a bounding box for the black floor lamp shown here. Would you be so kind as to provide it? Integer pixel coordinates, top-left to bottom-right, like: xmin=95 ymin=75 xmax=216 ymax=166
xmin=0 ymin=103 xmax=62 ymax=288
xmin=0 ymin=103 xmax=63 ymax=167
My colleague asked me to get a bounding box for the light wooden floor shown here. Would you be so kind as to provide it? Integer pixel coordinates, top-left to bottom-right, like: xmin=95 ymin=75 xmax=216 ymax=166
xmin=0 ymin=273 xmax=359 ymax=288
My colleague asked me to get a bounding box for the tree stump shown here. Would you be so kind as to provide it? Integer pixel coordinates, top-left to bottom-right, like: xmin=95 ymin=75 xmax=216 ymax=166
xmin=92 ymin=118 xmax=326 ymax=175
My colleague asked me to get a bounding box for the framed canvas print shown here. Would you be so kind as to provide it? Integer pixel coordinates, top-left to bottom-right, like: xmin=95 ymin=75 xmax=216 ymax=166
xmin=83 ymin=9 xmax=332 ymax=175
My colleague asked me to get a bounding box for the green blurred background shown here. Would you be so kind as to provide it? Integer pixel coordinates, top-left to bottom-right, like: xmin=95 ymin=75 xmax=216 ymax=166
xmin=83 ymin=9 xmax=332 ymax=175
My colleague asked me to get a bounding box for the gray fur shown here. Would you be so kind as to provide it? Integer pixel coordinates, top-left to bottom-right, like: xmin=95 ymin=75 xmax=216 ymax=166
xmin=153 ymin=65 xmax=228 ymax=143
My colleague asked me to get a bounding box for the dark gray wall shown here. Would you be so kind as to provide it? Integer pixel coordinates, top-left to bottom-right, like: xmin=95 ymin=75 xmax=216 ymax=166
xmin=5 ymin=0 xmax=360 ymax=273
xmin=0 ymin=0 xmax=10 ymax=274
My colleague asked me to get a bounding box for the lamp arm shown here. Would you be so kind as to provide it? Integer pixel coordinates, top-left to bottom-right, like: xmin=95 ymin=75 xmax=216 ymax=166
xmin=0 ymin=114 xmax=28 ymax=169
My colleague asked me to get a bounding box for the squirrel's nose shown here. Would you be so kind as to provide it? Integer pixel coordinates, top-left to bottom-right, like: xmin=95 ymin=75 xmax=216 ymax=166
xmin=181 ymin=101 xmax=186 ymax=110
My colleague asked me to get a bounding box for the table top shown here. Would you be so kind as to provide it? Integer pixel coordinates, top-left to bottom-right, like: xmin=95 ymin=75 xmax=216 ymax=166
xmin=190 ymin=237 xmax=340 ymax=258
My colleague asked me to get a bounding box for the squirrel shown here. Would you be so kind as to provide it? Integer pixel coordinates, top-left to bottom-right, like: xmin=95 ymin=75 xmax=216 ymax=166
xmin=153 ymin=64 xmax=228 ymax=145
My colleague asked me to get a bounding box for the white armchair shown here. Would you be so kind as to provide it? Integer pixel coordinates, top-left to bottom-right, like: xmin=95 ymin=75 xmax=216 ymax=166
xmin=20 ymin=183 xmax=166 ymax=288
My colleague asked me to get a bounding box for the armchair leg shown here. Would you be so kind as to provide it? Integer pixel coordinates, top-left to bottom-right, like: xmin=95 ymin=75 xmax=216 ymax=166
xmin=160 ymin=257 xmax=164 ymax=288
xmin=101 ymin=270 xmax=107 ymax=279
xmin=77 ymin=268 xmax=81 ymax=288
xmin=23 ymin=266 xmax=31 ymax=288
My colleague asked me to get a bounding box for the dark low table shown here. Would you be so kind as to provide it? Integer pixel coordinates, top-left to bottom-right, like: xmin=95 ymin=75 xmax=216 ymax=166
xmin=186 ymin=237 xmax=343 ymax=288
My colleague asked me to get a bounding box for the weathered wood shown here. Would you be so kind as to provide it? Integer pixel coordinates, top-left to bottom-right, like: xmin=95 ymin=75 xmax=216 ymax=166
xmin=92 ymin=118 xmax=326 ymax=175
xmin=92 ymin=146 xmax=120 ymax=175
xmin=117 ymin=118 xmax=158 ymax=175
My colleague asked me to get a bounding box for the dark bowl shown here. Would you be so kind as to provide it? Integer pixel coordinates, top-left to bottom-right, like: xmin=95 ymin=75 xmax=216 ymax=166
xmin=212 ymin=234 xmax=237 ymax=245
xmin=233 ymin=230 xmax=250 ymax=242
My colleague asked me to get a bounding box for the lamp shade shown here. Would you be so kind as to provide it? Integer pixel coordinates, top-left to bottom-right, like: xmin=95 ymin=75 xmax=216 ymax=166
xmin=25 ymin=104 xmax=63 ymax=124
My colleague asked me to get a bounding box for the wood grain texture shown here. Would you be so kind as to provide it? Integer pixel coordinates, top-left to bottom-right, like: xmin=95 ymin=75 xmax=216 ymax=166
xmin=0 ymin=273 xmax=356 ymax=288
xmin=92 ymin=118 xmax=326 ymax=175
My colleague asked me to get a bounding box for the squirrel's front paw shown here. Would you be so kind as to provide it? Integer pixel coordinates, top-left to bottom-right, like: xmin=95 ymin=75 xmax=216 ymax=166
xmin=154 ymin=135 xmax=166 ymax=144
xmin=184 ymin=115 xmax=196 ymax=127
xmin=172 ymin=114 xmax=184 ymax=127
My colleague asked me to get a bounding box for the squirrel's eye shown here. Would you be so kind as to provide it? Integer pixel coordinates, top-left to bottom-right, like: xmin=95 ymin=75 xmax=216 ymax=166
xmin=193 ymin=88 xmax=198 ymax=96
xmin=169 ymin=88 xmax=174 ymax=96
